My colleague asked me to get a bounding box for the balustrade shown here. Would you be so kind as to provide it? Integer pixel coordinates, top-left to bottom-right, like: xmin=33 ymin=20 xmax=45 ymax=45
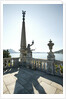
xmin=3 ymin=57 xmax=63 ymax=77
xmin=30 ymin=58 xmax=63 ymax=77
xmin=3 ymin=58 xmax=20 ymax=69
xmin=30 ymin=58 xmax=47 ymax=71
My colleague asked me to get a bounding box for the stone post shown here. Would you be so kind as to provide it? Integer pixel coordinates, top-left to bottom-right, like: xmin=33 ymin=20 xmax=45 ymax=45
xmin=47 ymin=39 xmax=55 ymax=75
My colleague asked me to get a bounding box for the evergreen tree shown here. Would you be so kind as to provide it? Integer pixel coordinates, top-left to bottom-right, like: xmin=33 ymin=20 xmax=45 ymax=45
xmin=3 ymin=50 xmax=11 ymax=58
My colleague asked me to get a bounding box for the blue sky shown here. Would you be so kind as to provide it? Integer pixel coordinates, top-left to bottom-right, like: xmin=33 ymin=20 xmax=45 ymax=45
xmin=3 ymin=4 xmax=63 ymax=52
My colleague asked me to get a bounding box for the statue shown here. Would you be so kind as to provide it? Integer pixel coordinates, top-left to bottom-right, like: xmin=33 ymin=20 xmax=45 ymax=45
xmin=22 ymin=10 xmax=26 ymax=21
xmin=27 ymin=40 xmax=34 ymax=53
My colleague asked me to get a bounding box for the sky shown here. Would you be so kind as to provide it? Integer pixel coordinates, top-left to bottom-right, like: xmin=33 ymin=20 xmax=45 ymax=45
xmin=3 ymin=4 xmax=63 ymax=52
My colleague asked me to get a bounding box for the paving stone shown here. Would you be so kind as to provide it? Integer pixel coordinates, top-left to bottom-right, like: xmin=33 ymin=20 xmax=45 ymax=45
xmin=32 ymin=84 xmax=39 ymax=94
xmin=3 ymin=67 xmax=63 ymax=94
xmin=3 ymin=90 xmax=10 ymax=94
xmin=20 ymin=73 xmax=32 ymax=81
xmin=51 ymin=82 xmax=63 ymax=91
xmin=17 ymin=78 xmax=27 ymax=86
xmin=23 ymin=82 xmax=33 ymax=93
xmin=3 ymin=82 xmax=8 ymax=93
xmin=11 ymin=71 xmax=18 ymax=76
xmin=37 ymin=76 xmax=52 ymax=85
xmin=23 ymin=70 xmax=33 ymax=76
xmin=3 ymin=75 xmax=16 ymax=85
xmin=13 ymin=76 xmax=18 ymax=80
xmin=55 ymin=89 xmax=63 ymax=94
xmin=40 ymin=81 xmax=56 ymax=94
xmin=3 ymin=74 xmax=11 ymax=78
xmin=7 ymin=81 xmax=24 ymax=94
xmin=34 ymin=83 xmax=46 ymax=94
xmin=30 ymin=79 xmax=40 ymax=87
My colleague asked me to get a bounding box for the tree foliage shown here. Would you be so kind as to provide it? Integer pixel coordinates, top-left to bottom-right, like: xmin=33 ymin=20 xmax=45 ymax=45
xmin=3 ymin=50 xmax=11 ymax=58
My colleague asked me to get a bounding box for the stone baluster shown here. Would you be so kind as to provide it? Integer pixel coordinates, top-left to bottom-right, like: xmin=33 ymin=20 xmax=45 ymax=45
xmin=31 ymin=59 xmax=33 ymax=69
xmin=3 ymin=59 xmax=5 ymax=68
xmin=43 ymin=62 xmax=45 ymax=71
xmin=37 ymin=60 xmax=39 ymax=69
xmin=42 ymin=61 xmax=44 ymax=70
xmin=7 ymin=60 xmax=8 ymax=67
xmin=32 ymin=59 xmax=34 ymax=69
xmin=8 ymin=59 xmax=10 ymax=67
xmin=33 ymin=59 xmax=36 ymax=70
xmin=44 ymin=62 xmax=46 ymax=71
xmin=39 ymin=61 xmax=40 ymax=69
xmin=35 ymin=61 xmax=37 ymax=68
xmin=10 ymin=59 xmax=13 ymax=66
xmin=41 ymin=61 xmax=43 ymax=69
xmin=40 ymin=60 xmax=42 ymax=70
xmin=13 ymin=58 xmax=17 ymax=67
xmin=11 ymin=59 xmax=14 ymax=66
xmin=38 ymin=60 xmax=39 ymax=68
xmin=4 ymin=59 xmax=6 ymax=67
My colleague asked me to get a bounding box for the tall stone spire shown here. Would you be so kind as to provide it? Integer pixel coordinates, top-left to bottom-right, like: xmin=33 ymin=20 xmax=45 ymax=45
xmin=21 ymin=10 xmax=26 ymax=49
xmin=20 ymin=10 xmax=26 ymax=61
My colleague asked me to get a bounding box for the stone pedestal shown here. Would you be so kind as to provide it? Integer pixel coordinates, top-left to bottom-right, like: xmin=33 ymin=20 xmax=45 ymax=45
xmin=47 ymin=39 xmax=55 ymax=75
xmin=26 ymin=51 xmax=32 ymax=68
xmin=20 ymin=49 xmax=27 ymax=67
xmin=47 ymin=52 xmax=55 ymax=75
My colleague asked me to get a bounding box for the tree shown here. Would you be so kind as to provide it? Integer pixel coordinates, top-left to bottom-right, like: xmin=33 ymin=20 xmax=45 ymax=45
xmin=3 ymin=50 xmax=11 ymax=58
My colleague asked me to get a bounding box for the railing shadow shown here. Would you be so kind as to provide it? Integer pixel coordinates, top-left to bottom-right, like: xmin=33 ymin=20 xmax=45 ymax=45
xmin=3 ymin=67 xmax=19 ymax=75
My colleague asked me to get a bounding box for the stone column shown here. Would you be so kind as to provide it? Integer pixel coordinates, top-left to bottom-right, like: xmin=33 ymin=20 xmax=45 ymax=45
xmin=20 ymin=11 xmax=27 ymax=66
xmin=47 ymin=39 xmax=55 ymax=75
xmin=20 ymin=11 xmax=34 ymax=67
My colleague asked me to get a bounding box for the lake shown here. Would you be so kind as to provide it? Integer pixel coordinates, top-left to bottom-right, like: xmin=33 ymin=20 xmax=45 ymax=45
xmin=10 ymin=52 xmax=63 ymax=61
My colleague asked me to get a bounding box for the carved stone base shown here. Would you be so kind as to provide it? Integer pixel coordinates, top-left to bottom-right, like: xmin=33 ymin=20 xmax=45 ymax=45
xmin=47 ymin=61 xmax=54 ymax=75
xmin=26 ymin=52 xmax=32 ymax=68
xmin=47 ymin=52 xmax=55 ymax=75
xmin=47 ymin=52 xmax=55 ymax=61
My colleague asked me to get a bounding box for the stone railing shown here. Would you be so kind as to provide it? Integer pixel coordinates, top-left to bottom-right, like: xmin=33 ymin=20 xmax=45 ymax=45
xmin=30 ymin=58 xmax=48 ymax=71
xmin=26 ymin=58 xmax=63 ymax=77
xmin=3 ymin=58 xmax=63 ymax=77
xmin=3 ymin=58 xmax=20 ymax=69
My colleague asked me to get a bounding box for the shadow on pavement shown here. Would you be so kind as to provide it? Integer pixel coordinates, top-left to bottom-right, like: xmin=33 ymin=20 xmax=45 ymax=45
xmin=3 ymin=66 xmax=63 ymax=94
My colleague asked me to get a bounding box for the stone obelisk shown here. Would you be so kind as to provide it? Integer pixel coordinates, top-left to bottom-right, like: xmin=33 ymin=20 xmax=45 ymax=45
xmin=20 ymin=11 xmax=26 ymax=62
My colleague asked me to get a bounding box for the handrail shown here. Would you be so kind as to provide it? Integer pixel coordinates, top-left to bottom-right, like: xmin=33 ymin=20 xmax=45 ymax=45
xmin=3 ymin=57 xmax=63 ymax=77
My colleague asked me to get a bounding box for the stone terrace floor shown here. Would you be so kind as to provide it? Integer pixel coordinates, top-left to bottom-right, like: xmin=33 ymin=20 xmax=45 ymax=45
xmin=3 ymin=67 xmax=63 ymax=94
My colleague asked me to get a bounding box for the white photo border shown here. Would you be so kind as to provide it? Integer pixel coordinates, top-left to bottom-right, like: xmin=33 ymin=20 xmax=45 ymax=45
xmin=0 ymin=0 xmax=65 ymax=99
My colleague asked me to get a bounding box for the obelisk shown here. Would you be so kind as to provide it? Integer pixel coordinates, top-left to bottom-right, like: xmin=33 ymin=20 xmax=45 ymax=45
xmin=20 ymin=11 xmax=26 ymax=61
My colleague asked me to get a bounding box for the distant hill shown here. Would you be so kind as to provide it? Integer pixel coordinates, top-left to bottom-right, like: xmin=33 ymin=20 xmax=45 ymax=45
xmin=3 ymin=49 xmax=17 ymax=53
xmin=3 ymin=49 xmax=19 ymax=53
xmin=54 ymin=49 xmax=63 ymax=54
xmin=8 ymin=49 xmax=17 ymax=53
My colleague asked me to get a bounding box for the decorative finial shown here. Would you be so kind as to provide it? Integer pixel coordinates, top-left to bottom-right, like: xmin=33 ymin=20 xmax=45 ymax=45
xmin=48 ymin=39 xmax=54 ymax=52
xmin=22 ymin=10 xmax=26 ymax=21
